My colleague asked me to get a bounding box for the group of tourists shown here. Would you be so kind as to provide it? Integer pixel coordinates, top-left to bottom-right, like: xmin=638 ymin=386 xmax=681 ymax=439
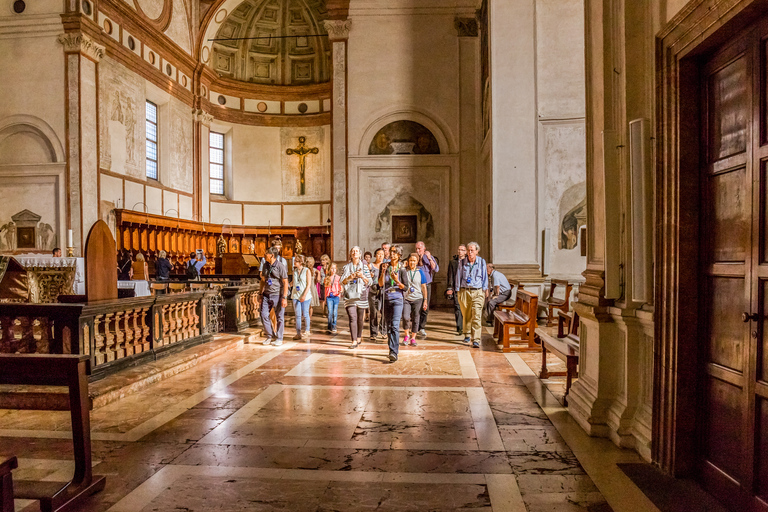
xmin=257 ymin=238 xmax=508 ymax=364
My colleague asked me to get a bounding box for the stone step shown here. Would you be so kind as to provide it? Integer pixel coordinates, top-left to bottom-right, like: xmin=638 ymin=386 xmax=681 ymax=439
xmin=0 ymin=330 xmax=260 ymax=410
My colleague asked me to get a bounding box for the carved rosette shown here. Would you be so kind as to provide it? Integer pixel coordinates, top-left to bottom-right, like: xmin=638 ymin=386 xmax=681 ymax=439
xmin=323 ymin=19 xmax=351 ymax=41
xmin=192 ymin=109 xmax=214 ymax=127
xmin=58 ymin=32 xmax=105 ymax=61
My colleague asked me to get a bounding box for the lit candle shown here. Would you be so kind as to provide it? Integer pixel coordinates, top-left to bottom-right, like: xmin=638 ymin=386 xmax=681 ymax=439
xmin=67 ymin=229 xmax=73 ymax=248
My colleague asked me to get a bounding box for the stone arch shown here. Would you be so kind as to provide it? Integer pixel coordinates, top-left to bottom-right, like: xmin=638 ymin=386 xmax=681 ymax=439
xmin=357 ymin=108 xmax=455 ymax=156
xmin=0 ymin=115 xmax=64 ymax=164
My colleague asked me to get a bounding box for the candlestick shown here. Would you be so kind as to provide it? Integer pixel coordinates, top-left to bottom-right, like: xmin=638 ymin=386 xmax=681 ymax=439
xmin=67 ymin=229 xmax=73 ymax=248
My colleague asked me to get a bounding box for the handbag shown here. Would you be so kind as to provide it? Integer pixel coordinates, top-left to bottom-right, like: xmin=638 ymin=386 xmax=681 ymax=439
xmin=343 ymin=263 xmax=364 ymax=301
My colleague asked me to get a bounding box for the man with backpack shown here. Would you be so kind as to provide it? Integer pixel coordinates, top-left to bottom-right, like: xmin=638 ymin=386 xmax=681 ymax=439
xmin=186 ymin=250 xmax=207 ymax=280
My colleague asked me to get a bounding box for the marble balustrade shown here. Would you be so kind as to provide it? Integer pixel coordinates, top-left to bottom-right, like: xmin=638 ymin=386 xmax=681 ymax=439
xmin=222 ymin=284 xmax=261 ymax=333
xmin=0 ymin=285 xmax=258 ymax=379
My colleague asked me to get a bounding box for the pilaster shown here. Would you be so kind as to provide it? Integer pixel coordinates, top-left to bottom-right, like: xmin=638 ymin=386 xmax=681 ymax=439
xmin=323 ymin=19 xmax=351 ymax=261
xmin=59 ymin=31 xmax=104 ymax=255
xmin=488 ymin=0 xmax=540 ymax=274
xmin=455 ymin=17 xmax=481 ymax=252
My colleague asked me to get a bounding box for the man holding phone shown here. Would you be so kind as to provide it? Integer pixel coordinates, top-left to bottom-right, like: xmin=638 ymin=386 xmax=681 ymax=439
xmin=186 ymin=250 xmax=207 ymax=280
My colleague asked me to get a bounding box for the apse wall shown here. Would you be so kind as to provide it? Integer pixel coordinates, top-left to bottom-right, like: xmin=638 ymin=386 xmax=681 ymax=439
xmin=0 ymin=0 xmax=67 ymax=252
xmin=346 ymin=3 xmax=471 ymax=285
xmin=205 ymin=121 xmax=332 ymax=227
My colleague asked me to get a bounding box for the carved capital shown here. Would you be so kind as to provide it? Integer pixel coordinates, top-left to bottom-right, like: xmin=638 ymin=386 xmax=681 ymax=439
xmin=192 ymin=109 xmax=214 ymax=127
xmin=58 ymin=32 xmax=105 ymax=61
xmin=323 ymin=19 xmax=351 ymax=41
xmin=454 ymin=17 xmax=478 ymax=37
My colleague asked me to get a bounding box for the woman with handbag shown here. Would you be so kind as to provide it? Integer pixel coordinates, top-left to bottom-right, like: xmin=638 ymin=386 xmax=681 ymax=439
xmin=291 ymin=255 xmax=313 ymax=340
xmin=379 ymin=245 xmax=408 ymax=362
xmin=341 ymin=246 xmax=371 ymax=349
xmin=401 ymin=253 xmax=428 ymax=346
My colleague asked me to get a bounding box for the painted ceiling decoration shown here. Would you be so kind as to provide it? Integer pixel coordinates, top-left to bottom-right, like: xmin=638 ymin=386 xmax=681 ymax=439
xmin=211 ymin=0 xmax=331 ymax=85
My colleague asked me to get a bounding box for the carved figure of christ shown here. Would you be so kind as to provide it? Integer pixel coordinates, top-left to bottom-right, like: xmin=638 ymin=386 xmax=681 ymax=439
xmin=286 ymin=136 xmax=319 ymax=195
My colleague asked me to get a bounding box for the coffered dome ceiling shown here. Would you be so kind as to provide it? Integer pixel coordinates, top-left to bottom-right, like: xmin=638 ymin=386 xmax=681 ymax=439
xmin=211 ymin=0 xmax=331 ymax=85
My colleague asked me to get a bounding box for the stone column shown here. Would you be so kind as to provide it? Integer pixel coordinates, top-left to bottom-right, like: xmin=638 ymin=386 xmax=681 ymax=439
xmin=488 ymin=0 xmax=540 ymax=280
xmin=194 ymin=109 xmax=214 ymax=223
xmin=59 ymin=32 xmax=104 ymax=256
xmin=323 ymin=19 xmax=351 ymax=262
xmin=455 ymin=18 xmax=481 ymax=250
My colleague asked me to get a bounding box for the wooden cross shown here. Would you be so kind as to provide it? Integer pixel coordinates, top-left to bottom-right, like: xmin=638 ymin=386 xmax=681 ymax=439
xmin=286 ymin=136 xmax=319 ymax=195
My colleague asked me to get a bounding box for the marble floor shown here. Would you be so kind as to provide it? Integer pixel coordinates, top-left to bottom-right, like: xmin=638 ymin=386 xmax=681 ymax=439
xmin=0 ymin=311 xmax=658 ymax=512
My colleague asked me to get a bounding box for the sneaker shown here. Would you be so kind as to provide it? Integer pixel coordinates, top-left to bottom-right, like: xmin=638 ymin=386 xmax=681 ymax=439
xmin=303 ymin=331 xmax=311 ymax=341
xmin=292 ymin=333 xmax=303 ymax=341
xmin=262 ymin=338 xmax=272 ymax=346
xmin=331 ymin=329 xmax=338 ymax=334
xmin=400 ymin=336 xmax=408 ymax=346
xmin=472 ymin=340 xmax=480 ymax=348
xmin=409 ymin=338 xmax=417 ymax=347
xmin=272 ymin=339 xmax=283 ymax=346
xmin=463 ymin=336 xmax=471 ymax=344
xmin=416 ymin=329 xmax=427 ymax=339
xmin=388 ymin=352 xmax=398 ymax=362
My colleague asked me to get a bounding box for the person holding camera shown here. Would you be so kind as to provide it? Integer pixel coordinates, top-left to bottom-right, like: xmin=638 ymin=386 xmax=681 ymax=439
xmin=186 ymin=250 xmax=207 ymax=280
xmin=341 ymin=246 xmax=371 ymax=349
xmin=379 ymin=245 xmax=408 ymax=362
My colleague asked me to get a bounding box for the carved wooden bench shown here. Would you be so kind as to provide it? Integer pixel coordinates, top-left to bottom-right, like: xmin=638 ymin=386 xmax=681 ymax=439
xmin=1 ymin=457 xmax=17 ymax=512
xmin=493 ymin=289 xmax=539 ymax=352
xmin=0 ymin=354 xmax=106 ymax=512
xmin=543 ymin=279 xmax=573 ymax=326
xmin=535 ymin=310 xmax=580 ymax=405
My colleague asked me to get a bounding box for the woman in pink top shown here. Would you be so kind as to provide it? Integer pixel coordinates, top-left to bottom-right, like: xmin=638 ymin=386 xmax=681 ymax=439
xmin=324 ymin=263 xmax=341 ymax=334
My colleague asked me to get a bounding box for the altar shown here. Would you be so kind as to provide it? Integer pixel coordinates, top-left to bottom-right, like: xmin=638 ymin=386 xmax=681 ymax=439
xmin=15 ymin=255 xmax=85 ymax=303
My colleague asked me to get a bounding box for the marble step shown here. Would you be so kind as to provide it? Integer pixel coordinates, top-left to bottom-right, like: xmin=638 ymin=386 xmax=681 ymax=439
xmin=0 ymin=330 xmax=259 ymax=410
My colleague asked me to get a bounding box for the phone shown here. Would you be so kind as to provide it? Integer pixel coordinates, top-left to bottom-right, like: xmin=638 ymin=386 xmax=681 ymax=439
xmin=196 ymin=249 xmax=203 ymax=257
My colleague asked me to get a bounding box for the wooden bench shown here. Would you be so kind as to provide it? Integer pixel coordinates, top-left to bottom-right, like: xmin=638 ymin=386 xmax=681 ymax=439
xmin=0 ymin=354 xmax=106 ymax=512
xmin=493 ymin=289 xmax=539 ymax=352
xmin=1 ymin=457 xmax=16 ymax=512
xmin=497 ymin=281 xmax=524 ymax=312
xmin=536 ymin=310 xmax=580 ymax=405
xmin=544 ymin=279 xmax=573 ymax=326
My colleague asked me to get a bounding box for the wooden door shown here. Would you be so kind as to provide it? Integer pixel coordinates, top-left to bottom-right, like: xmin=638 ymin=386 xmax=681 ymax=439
xmin=700 ymin=21 xmax=768 ymax=512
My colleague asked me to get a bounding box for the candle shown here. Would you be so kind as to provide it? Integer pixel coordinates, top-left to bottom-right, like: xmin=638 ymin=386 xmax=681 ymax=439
xmin=67 ymin=229 xmax=73 ymax=248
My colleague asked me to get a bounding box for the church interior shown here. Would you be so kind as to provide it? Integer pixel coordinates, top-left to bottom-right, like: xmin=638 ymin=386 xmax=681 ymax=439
xmin=0 ymin=0 xmax=766 ymax=510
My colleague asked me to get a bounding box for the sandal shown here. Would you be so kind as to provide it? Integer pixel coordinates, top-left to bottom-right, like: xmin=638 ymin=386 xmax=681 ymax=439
xmin=349 ymin=341 xmax=360 ymax=349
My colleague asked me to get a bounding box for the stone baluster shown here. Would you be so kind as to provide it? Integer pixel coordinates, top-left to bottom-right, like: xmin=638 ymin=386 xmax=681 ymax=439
xmin=93 ymin=314 xmax=106 ymax=365
xmin=104 ymin=313 xmax=116 ymax=362
xmin=114 ymin=311 xmax=126 ymax=359
xmin=140 ymin=307 xmax=150 ymax=350
xmin=123 ymin=310 xmax=135 ymax=357
xmin=191 ymin=300 xmax=200 ymax=337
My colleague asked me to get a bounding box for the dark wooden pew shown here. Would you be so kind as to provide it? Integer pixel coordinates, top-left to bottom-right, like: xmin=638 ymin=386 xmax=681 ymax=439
xmin=493 ymin=289 xmax=539 ymax=352
xmin=1 ymin=457 xmax=17 ymax=512
xmin=536 ymin=310 xmax=580 ymax=405
xmin=0 ymin=354 xmax=106 ymax=512
xmin=543 ymin=279 xmax=573 ymax=326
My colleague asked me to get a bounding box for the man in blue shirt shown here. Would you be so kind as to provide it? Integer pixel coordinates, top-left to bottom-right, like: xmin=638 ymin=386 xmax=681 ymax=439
xmin=451 ymin=241 xmax=488 ymax=348
xmin=258 ymin=246 xmax=290 ymax=346
xmin=484 ymin=263 xmax=512 ymax=325
xmin=187 ymin=251 xmax=207 ymax=279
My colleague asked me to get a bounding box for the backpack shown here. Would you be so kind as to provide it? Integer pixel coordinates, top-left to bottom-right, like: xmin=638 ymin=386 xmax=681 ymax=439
xmin=186 ymin=260 xmax=199 ymax=280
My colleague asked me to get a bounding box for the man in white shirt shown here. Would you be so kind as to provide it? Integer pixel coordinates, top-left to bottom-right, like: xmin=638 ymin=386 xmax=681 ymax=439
xmin=484 ymin=263 xmax=512 ymax=325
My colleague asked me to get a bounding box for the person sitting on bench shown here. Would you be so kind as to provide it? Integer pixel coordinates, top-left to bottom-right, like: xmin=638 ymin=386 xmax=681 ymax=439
xmin=484 ymin=263 xmax=512 ymax=326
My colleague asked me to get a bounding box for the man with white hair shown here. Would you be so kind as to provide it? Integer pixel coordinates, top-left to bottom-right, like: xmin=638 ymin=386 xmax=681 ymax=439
xmin=451 ymin=242 xmax=488 ymax=348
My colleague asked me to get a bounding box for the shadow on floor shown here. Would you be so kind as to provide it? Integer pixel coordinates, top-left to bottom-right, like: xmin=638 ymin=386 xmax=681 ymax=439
xmin=617 ymin=463 xmax=729 ymax=512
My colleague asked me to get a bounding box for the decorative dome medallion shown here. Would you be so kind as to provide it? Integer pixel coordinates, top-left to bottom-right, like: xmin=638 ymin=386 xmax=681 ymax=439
xmin=211 ymin=0 xmax=330 ymax=85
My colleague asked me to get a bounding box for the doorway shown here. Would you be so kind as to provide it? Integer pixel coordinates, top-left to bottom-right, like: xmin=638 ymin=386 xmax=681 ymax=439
xmin=698 ymin=17 xmax=768 ymax=512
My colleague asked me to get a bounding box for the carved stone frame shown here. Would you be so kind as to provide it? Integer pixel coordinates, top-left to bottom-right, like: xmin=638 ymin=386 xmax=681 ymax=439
xmin=654 ymin=0 xmax=768 ymax=476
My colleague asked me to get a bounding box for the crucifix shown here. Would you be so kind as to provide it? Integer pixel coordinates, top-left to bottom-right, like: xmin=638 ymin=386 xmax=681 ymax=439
xmin=286 ymin=136 xmax=319 ymax=195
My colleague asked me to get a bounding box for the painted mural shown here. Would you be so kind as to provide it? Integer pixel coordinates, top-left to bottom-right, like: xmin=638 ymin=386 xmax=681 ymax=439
xmin=368 ymin=121 xmax=440 ymax=155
